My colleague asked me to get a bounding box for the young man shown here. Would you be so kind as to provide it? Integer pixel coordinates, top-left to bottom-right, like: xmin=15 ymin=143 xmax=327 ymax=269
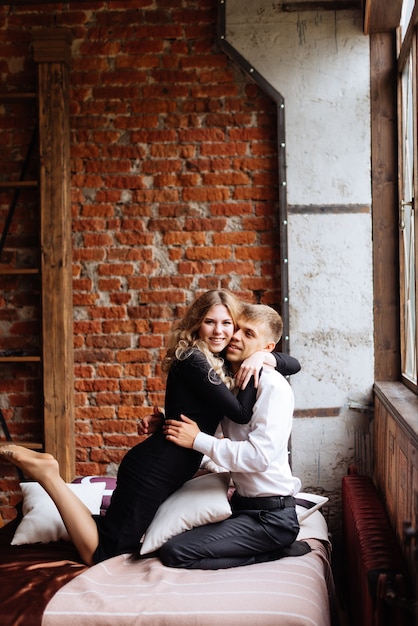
xmin=160 ymin=303 xmax=307 ymax=570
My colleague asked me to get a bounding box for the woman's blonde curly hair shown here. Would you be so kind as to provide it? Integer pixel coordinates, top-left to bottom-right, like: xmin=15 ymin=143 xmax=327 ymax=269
xmin=162 ymin=289 xmax=241 ymax=389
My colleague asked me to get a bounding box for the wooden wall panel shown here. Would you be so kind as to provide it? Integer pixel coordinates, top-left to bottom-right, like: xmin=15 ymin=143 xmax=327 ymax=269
xmin=374 ymin=383 xmax=418 ymax=590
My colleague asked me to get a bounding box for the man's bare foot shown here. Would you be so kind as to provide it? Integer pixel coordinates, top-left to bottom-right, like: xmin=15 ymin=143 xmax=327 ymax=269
xmin=0 ymin=445 xmax=59 ymax=482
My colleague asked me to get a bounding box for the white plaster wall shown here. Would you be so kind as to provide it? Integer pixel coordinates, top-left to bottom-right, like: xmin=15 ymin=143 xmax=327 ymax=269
xmin=226 ymin=2 xmax=371 ymax=205
xmin=226 ymin=1 xmax=374 ymax=500
xmin=288 ymin=212 xmax=374 ymax=409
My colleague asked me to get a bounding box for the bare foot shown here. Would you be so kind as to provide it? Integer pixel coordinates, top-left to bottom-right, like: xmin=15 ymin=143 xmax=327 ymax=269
xmin=0 ymin=445 xmax=59 ymax=482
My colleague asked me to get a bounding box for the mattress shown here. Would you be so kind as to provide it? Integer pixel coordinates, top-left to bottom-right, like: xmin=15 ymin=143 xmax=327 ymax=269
xmin=42 ymin=538 xmax=335 ymax=626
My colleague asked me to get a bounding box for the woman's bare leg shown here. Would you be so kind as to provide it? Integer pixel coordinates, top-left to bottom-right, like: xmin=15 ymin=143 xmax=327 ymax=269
xmin=0 ymin=445 xmax=99 ymax=565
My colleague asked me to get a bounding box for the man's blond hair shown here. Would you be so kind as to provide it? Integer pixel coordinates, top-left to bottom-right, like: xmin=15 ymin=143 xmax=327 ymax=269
xmin=240 ymin=303 xmax=283 ymax=345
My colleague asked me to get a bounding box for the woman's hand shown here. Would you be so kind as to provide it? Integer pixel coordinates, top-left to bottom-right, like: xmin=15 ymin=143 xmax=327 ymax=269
xmin=235 ymin=350 xmax=275 ymax=389
xmin=138 ymin=407 xmax=164 ymax=436
xmin=163 ymin=414 xmax=200 ymax=448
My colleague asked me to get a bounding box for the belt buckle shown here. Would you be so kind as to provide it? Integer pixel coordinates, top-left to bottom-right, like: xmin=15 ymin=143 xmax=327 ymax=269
xmin=279 ymin=496 xmax=285 ymax=509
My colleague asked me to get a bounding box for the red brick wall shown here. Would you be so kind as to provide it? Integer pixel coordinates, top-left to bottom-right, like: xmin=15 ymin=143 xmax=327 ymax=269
xmin=0 ymin=0 xmax=281 ymax=520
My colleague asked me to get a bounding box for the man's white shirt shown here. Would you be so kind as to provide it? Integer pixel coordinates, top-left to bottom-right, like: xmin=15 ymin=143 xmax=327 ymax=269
xmin=193 ymin=368 xmax=302 ymax=497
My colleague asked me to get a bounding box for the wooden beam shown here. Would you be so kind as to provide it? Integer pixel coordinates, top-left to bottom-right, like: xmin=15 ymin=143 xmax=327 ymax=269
xmin=32 ymin=29 xmax=75 ymax=482
xmin=283 ymin=1 xmax=361 ymax=11
xmin=0 ymin=441 xmax=43 ymax=449
xmin=370 ymin=32 xmax=400 ymax=381
xmin=0 ymin=0 xmax=99 ymax=3
xmin=364 ymin=0 xmax=403 ymax=34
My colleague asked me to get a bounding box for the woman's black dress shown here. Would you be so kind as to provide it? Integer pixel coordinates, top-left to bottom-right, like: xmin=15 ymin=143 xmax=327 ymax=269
xmin=93 ymin=349 xmax=258 ymax=562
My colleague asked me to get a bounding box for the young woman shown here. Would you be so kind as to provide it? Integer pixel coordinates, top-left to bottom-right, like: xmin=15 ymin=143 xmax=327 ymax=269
xmin=0 ymin=290 xmax=299 ymax=565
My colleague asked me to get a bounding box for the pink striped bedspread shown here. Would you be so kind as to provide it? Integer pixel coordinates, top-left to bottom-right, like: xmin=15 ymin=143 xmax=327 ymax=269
xmin=42 ymin=539 xmax=336 ymax=626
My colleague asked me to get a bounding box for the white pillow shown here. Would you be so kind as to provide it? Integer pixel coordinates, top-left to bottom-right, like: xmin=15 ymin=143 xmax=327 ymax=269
xmin=11 ymin=481 xmax=106 ymax=545
xmin=297 ymin=510 xmax=329 ymax=543
xmin=199 ymin=454 xmax=228 ymax=474
xmin=140 ymin=472 xmax=232 ymax=555
xmin=295 ymin=492 xmax=329 ymax=522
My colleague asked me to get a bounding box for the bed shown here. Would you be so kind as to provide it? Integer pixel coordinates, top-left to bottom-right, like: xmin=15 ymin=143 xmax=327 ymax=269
xmin=0 ymin=474 xmax=338 ymax=626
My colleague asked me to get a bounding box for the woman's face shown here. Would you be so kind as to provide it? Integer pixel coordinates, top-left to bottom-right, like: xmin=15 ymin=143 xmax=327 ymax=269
xmin=198 ymin=304 xmax=235 ymax=354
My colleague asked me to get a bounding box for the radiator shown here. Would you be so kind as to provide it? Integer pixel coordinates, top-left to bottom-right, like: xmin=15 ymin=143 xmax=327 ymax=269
xmin=342 ymin=473 xmax=413 ymax=626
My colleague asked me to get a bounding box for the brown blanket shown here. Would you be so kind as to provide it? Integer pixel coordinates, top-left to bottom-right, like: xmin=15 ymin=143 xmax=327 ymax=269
xmin=0 ymin=510 xmax=88 ymax=626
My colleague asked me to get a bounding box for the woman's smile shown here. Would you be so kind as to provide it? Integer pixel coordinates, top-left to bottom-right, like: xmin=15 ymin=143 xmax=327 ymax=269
xmin=198 ymin=304 xmax=235 ymax=353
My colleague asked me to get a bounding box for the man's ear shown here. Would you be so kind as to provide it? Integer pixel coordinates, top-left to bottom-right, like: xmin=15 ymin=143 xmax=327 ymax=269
xmin=265 ymin=341 xmax=276 ymax=352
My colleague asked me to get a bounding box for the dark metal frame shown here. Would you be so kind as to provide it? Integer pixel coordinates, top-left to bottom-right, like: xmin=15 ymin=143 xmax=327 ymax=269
xmin=217 ymin=0 xmax=290 ymax=352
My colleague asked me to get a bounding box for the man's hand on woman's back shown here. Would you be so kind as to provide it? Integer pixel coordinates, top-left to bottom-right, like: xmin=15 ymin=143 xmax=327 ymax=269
xmin=138 ymin=407 xmax=164 ymax=436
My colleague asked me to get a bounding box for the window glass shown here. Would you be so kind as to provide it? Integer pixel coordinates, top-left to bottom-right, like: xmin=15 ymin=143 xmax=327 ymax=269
xmin=400 ymin=0 xmax=415 ymax=40
xmin=398 ymin=4 xmax=418 ymax=389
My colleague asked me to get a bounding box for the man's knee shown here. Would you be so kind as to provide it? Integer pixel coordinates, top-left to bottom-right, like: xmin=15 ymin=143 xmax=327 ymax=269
xmin=159 ymin=538 xmax=187 ymax=568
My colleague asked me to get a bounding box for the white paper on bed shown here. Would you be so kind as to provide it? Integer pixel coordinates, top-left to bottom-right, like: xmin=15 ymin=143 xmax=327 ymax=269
xmin=296 ymin=509 xmax=329 ymax=542
xmin=295 ymin=492 xmax=328 ymax=522
xmin=42 ymin=538 xmax=332 ymax=626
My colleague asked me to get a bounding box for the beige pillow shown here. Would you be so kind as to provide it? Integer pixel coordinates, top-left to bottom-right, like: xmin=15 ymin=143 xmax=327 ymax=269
xmin=140 ymin=472 xmax=232 ymax=555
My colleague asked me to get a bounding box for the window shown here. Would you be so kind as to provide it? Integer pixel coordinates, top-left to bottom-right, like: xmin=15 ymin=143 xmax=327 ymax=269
xmin=398 ymin=2 xmax=418 ymax=390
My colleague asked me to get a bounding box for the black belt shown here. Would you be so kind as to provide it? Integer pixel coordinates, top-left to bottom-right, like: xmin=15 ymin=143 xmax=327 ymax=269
xmin=231 ymin=492 xmax=295 ymax=511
